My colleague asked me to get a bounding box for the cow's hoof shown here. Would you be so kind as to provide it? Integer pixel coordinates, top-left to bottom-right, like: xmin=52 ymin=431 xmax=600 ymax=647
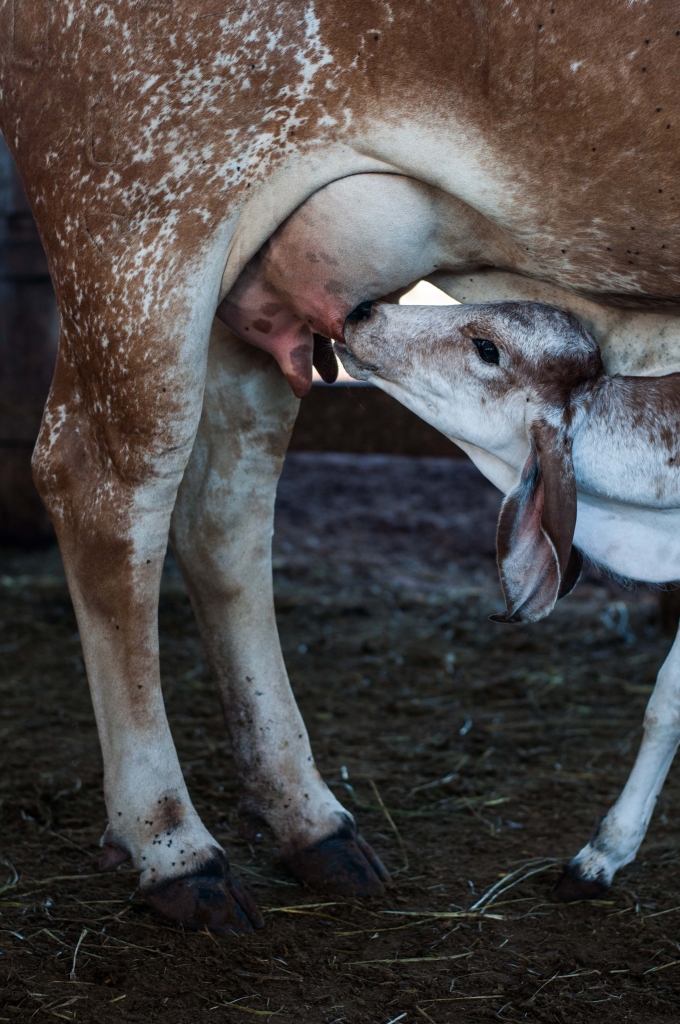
xmin=280 ymin=822 xmax=390 ymax=895
xmin=551 ymin=863 xmax=610 ymax=902
xmin=144 ymin=851 xmax=264 ymax=934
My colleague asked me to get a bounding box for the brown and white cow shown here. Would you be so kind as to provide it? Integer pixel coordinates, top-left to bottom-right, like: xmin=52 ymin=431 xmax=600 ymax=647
xmin=2 ymin=1 xmax=680 ymax=932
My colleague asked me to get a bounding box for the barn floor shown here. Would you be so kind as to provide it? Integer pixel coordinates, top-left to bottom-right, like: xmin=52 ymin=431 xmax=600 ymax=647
xmin=1 ymin=452 xmax=680 ymax=1023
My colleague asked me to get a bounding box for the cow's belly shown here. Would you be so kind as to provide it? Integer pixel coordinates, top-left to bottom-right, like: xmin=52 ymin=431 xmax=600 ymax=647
xmin=218 ymin=173 xmax=530 ymax=395
xmin=574 ymin=494 xmax=680 ymax=584
xmin=222 ymin=167 xmax=680 ymax=392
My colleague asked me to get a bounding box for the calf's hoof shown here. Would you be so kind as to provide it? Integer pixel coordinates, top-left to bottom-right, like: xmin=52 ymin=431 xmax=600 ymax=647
xmin=281 ymin=821 xmax=390 ymax=895
xmin=144 ymin=850 xmax=264 ymax=934
xmin=551 ymin=863 xmax=610 ymax=902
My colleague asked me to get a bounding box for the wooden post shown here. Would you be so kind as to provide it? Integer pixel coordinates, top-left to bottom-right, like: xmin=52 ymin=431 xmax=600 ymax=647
xmin=0 ymin=134 xmax=58 ymax=544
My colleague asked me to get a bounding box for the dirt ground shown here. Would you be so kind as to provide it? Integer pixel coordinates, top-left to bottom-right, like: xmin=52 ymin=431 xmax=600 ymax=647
xmin=1 ymin=452 xmax=680 ymax=1023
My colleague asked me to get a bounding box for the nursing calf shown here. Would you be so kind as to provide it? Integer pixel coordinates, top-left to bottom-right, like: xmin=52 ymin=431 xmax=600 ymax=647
xmin=338 ymin=300 xmax=680 ymax=899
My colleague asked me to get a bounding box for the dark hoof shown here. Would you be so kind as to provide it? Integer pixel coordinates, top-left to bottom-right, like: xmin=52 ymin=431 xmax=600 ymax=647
xmin=144 ymin=850 xmax=264 ymax=934
xmin=551 ymin=863 xmax=610 ymax=902
xmin=280 ymin=821 xmax=390 ymax=896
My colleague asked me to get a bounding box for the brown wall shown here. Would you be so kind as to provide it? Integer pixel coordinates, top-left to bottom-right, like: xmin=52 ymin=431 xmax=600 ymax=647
xmin=0 ymin=134 xmax=59 ymax=544
xmin=290 ymin=383 xmax=464 ymax=458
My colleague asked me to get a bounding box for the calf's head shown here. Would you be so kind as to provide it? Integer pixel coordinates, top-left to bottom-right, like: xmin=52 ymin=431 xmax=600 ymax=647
xmin=338 ymin=301 xmax=603 ymax=623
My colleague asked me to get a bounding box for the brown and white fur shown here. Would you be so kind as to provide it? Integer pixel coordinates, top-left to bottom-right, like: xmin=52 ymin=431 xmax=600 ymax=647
xmin=5 ymin=0 xmax=680 ymax=930
xmin=337 ymin=300 xmax=680 ymax=898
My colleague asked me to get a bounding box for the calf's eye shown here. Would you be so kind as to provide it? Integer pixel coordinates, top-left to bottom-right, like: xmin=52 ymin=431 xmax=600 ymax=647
xmin=471 ymin=338 xmax=500 ymax=365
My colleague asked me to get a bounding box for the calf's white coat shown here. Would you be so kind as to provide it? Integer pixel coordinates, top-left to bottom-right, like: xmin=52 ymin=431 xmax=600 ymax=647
xmin=338 ymin=300 xmax=680 ymax=889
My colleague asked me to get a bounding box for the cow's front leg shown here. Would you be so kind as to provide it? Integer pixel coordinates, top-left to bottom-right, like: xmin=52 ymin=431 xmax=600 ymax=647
xmin=33 ymin=317 xmax=262 ymax=934
xmin=171 ymin=320 xmax=389 ymax=895
xmin=554 ymin=625 xmax=680 ymax=900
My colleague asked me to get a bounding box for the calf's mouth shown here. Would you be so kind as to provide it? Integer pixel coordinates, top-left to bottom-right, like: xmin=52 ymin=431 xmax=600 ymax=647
xmin=336 ymin=301 xmax=382 ymax=380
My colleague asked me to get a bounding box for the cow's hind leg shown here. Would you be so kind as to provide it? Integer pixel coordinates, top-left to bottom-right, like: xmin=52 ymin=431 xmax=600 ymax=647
xmin=553 ymin=624 xmax=680 ymax=900
xmin=33 ymin=288 xmax=262 ymax=934
xmin=171 ymin=320 xmax=389 ymax=895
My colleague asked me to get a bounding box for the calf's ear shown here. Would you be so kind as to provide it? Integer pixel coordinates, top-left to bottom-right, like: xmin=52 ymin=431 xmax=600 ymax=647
xmin=491 ymin=421 xmax=581 ymax=625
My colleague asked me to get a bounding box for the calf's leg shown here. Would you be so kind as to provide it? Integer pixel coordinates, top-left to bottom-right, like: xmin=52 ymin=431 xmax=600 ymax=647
xmin=554 ymin=626 xmax=680 ymax=899
xmin=33 ymin=286 xmax=261 ymax=933
xmin=171 ymin=319 xmax=389 ymax=894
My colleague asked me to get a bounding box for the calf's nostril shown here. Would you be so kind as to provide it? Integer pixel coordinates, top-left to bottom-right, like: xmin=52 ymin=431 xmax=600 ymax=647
xmin=346 ymin=300 xmax=373 ymax=323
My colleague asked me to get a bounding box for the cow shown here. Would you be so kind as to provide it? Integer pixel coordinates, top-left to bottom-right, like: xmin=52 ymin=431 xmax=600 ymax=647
xmin=337 ymin=298 xmax=680 ymax=900
xmin=1 ymin=0 xmax=680 ymax=933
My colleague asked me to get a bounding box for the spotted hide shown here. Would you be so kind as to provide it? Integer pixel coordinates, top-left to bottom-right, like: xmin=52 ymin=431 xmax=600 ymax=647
xmin=1 ymin=1 xmax=679 ymax=930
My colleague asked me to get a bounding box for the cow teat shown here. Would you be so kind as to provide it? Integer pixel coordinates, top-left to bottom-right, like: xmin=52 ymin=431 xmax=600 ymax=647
xmin=336 ymin=301 xmax=384 ymax=379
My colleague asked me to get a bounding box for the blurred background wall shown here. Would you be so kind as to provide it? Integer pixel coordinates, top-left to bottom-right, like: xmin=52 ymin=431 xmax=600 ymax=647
xmin=0 ymin=133 xmax=59 ymax=545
